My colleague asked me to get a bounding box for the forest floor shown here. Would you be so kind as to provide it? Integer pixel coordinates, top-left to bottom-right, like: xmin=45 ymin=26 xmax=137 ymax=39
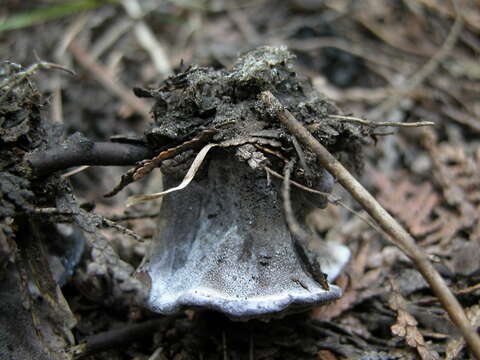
xmin=1 ymin=1 xmax=480 ymax=359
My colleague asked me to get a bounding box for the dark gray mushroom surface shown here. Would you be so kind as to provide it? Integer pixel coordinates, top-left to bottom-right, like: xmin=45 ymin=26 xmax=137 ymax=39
xmin=135 ymin=46 xmax=364 ymax=320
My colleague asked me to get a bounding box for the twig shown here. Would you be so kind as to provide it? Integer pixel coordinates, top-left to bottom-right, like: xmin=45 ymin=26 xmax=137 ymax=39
xmin=0 ymin=60 xmax=74 ymax=89
xmin=287 ymin=37 xmax=402 ymax=71
xmin=415 ymin=282 xmax=480 ymax=305
xmin=332 ymin=200 xmax=384 ymax=235
xmin=456 ymin=283 xmax=480 ymax=296
xmin=101 ymin=217 xmax=143 ymax=242
xmin=72 ymin=318 xmax=172 ymax=358
xmin=62 ymin=165 xmax=91 ymax=178
xmin=226 ymin=0 xmax=258 ymax=44
xmin=413 ymin=0 xmax=479 ymax=32
xmin=292 ymin=137 xmax=312 ymax=176
xmin=30 ymin=207 xmax=72 ymax=215
xmin=105 ymin=129 xmax=216 ymax=198
xmin=68 ymin=39 xmax=151 ymax=121
xmin=147 ymin=347 xmax=165 ymax=360
xmin=0 ymin=60 xmax=74 ymax=103
xmin=320 ymin=114 xmax=435 ymax=128
xmin=27 ymin=141 xmax=154 ymax=177
xmin=222 ymin=331 xmax=228 ymax=360
xmin=122 ymin=0 xmax=172 ymax=77
xmin=281 ymin=160 xmax=330 ymax=290
xmin=131 ymin=130 xmax=217 ymax=182
xmin=123 ymin=135 xmax=273 ymax=205
xmin=29 ymin=206 xmax=143 ymax=241
xmin=126 ymin=143 xmax=218 ymax=206
xmin=51 ymin=84 xmax=64 ymax=124
xmin=265 ymin=166 xmax=383 ymax=234
xmin=265 ymin=166 xmax=333 ymax=199
xmin=108 ymin=212 xmax=159 ymax=222
xmin=260 ymin=90 xmax=480 ymax=359
xmin=282 ymin=160 xmax=309 ymax=242
xmin=367 ymin=0 xmax=463 ymax=120
xmin=89 ymin=18 xmax=133 ymax=60
xmin=54 ymin=13 xmax=88 ymax=59
xmin=441 ymin=106 xmax=480 ymax=134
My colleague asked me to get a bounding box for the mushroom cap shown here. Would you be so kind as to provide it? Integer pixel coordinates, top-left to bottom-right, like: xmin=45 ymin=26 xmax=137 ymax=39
xmin=137 ymin=150 xmax=348 ymax=320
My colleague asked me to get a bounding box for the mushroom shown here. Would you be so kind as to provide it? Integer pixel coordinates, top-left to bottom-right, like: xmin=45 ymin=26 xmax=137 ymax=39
xmin=134 ymin=46 xmax=360 ymax=320
xmin=137 ymin=150 xmax=349 ymax=320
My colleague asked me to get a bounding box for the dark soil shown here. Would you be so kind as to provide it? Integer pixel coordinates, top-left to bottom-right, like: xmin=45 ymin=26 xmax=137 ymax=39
xmin=1 ymin=1 xmax=479 ymax=359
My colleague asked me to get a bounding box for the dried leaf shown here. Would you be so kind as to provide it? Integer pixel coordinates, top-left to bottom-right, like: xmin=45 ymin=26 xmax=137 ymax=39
xmin=354 ymin=0 xmax=436 ymax=56
xmin=389 ymin=280 xmax=440 ymax=360
xmin=80 ymin=230 xmax=144 ymax=305
xmin=446 ymin=304 xmax=480 ymax=359
xmin=105 ymin=130 xmax=217 ymax=198
xmin=317 ymin=349 xmax=338 ymax=360
xmin=126 ymin=143 xmax=218 ymax=206
xmin=373 ymin=135 xmax=480 ymax=247
xmin=373 ymin=171 xmax=441 ymax=237
xmin=423 ymin=130 xmax=479 ymax=216
xmin=126 ymin=136 xmax=268 ymax=206
xmin=132 ymin=129 xmax=217 ymax=181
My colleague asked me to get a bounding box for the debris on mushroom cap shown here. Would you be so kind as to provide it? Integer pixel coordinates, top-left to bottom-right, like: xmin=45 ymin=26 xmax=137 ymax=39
xmin=134 ymin=46 xmax=362 ymax=319
xmin=141 ymin=45 xmax=365 ymax=185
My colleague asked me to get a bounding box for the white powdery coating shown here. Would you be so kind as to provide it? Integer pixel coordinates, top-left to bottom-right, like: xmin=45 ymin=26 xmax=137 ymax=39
xmin=146 ymin=224 xmax=344 ymax=319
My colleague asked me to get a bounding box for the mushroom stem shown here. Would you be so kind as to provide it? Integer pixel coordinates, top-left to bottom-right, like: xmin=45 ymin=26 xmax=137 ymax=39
xmin=138 ymin=149 xmax=347 ymax=320
xmin=260 ymin=90 xmax=480 ymax=359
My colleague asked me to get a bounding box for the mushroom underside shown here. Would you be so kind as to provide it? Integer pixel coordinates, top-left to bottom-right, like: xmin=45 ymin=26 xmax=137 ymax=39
xmin=138 ymin=150 xmax=349 ymax=320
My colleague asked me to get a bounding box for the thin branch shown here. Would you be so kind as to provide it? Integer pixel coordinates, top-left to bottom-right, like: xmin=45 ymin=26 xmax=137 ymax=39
xmin=62 ymin=165 xmax=91 ymax=178
xmin=105 ymin=129 xmax=217 ymax=198
xmin=89 ymin=18 xmax=133 ymax=60
xmin=27 ymin=141 xmax=154 ymax=177
xmin=265 ymin=166 xmax=382 ymax=234
xmin=28 ymin=206 xmax=143 ymax=241
xmin=0 ymin=60 xmax=74 ymax=90
xmin=122 ymin=0 xmax=172 ymax=77
xmin=367 ymin=0 xmax=463 ymax=120
xmin=415 ymin=283 xmax=480 ymax=304
xmin=260 ymin=90 xmax=480 ymax=359
xmin=281 ymin=160 xmax=330 ymax=290
xmin=286 ymin=37 xmax=402 ymax=71
xmin=101 ymin=217 xmax=143 ymax=242
xmin=281 ymin=160 xmax=309 ymax=242
xmin=30 ymin=207 xmax=72 ymax=215
xmin=72 ymin=318 xmax=173 ymax=358
xmin=0 ymin=60 xmax=74 ymax=103
xmin=322 ymin=114 xmax=435 ymax=128
xmin=108 ymin=212 xmax=159 ymax=222
xmin=265 ymin=166 xmax=333 ymax=199
xmin=126 ymin=143 xmax=217 ymax=206
xmin=332 ymin=199 xmax=384 ymax=235
xmin=292 ymin=137 xmax=312 ymax=176
xmin=68 ymin=39 xmax=151 ymax=121
xmin=226 ymin=0 xmax=258 ymax=44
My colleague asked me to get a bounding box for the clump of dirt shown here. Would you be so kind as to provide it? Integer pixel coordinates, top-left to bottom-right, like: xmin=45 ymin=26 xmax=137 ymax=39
xmin=138 ymin=46 xmax=367 ymax=186
xmin=0 ymin=62 xmax=87 ymax=262
xmin=0 ymin=61 xmax=81 ymax=360
xmin=1 ymin=61 xmax=48 ymax=266
xmin=0 ymin=62 xmax=73 ymax=208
